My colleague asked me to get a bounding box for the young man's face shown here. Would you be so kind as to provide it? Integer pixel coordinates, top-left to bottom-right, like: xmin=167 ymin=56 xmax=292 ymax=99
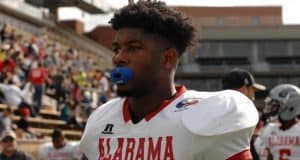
xmin=247 ymin=86 xmax=256 ymax=101
xmin=52 ymin=136 xmax=66 ymax=149
xmin=238 ymin=85 xmax=255 ymax=101
xmin=112 ymin=28 xmax=164 ymax=97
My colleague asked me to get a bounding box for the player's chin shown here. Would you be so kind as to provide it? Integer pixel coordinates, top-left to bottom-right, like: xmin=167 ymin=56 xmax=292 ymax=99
xmin=116 ymin=90 xmax=132 ymax=97
xmin=116 ymin=85 xmax=132 ymax=97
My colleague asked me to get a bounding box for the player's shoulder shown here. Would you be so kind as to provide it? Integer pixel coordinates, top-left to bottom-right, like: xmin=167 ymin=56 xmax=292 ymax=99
xmin=260 ymin=122 xmax=280 ymax=137
xmin=87 ymin=97 xmax=124 ymax=122
xmin=182 ymin=89 xmax=259 ymax=136
xmin=265 ymin=122 xmax=280 ymax=129
xmin=182 ymin=89 xmax=221 ymax=99
xmin=95 ymin=97 xmax=123 ymax=111
xmin=293 ymin=122 xmax=300 ymax=131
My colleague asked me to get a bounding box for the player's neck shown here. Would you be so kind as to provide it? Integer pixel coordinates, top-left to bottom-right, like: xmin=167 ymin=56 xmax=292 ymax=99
xmin=280 ymin=119 xmax=297 ymax=131
xmin=128 ymin=84 xmax=176 ymax=124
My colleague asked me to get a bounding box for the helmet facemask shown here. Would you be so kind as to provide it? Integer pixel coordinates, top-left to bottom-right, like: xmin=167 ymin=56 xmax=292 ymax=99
xmin=263 ymin=84 xmax=300 ymax=122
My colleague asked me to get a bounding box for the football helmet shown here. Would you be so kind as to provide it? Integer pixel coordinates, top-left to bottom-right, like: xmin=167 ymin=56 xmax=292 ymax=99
xmin=278 ymin=93 xmax=300 ymax=121
xmin=264 ymin=84 xmax=300 ymax=119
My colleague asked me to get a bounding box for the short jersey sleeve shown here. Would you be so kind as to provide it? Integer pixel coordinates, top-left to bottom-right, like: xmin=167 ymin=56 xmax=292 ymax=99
xmin=197 ymin=127 xmax=254 ymax=159
xmin=182 ymin=90 xmax=259 ymax=136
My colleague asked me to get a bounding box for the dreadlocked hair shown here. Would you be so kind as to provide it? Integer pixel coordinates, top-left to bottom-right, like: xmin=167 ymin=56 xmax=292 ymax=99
xmin=109 ymin=1 xmax=195 ymax=56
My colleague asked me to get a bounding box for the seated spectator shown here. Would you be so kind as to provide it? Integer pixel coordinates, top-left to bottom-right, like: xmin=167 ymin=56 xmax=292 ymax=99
xmin=38 ymin=128 xmax=82 ymax=160
xmin=15 ymin=128 xmax=32 ymax=140
xmin=0 ymin=78 xmax=23 ymax=108
xmin=60 ymin=99 xmax=72 ymax=123
xmin=16 ymin=107 xmax=35 ymax=139
xmin=81 ymin=90 xmax=92 ymax=117
xmin=0 ymin=78 xmax=36 ymax=116
xmin=0 ymin=24 xmax=11 ymax=43
xmin=0 ymin=130 xmax=34 ymax=160
xmin=0 ymin=107 xmax=13 ymax=134
xmin=68 ymin=103 xmax=83 ymax=130
xmin=0 ymin=52 xmax=16 ymax=81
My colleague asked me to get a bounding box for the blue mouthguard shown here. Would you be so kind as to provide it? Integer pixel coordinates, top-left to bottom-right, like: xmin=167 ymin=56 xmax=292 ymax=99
xmin=110 ymin=67 xmax=133 ymax=85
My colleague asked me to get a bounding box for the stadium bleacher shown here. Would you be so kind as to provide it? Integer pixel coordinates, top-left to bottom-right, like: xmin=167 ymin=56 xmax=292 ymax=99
xmin=0 ymin=1 xmax=116 ymax=158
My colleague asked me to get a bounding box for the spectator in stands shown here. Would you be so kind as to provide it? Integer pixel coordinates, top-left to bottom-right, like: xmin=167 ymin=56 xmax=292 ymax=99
xmin=0 ymin=107 xmax=13 ymax=134
xmin=73 ymin=68 xmax=87 ymax=88
xmin=35 ymin=33 xmax=48 ymax=49
xmin=8 ymin=29 xmax=17 ymax=42
xmin=0 ymin=24 xmax=11 ymax=43
xmin=28 ymin=61 xmax=48 ymax=114
xmin=70 ymin=81 xmax=82 ymax=104
xmin=222 ymin=68 xmax=266 ymax=101
xmin=0 ymin=78 xmax=22 ymax=108
xmin=81 ymin=90 xmax=92 ymax=117
xmin=0 ymin=49 xmax=16 ymax=81
xmin=93 ymin=70 xmax=110 ymax=104
xmin=6 ymin=70 xmax=22 ymax=88
xmin=38 ymin=128 xmax=82 ymax=160
xmin=16 ymin=107 xmax=35 ymax=139
xmin=68 ymin=103 xmax=83 ymax=130
xmin=0 ymin=78 xmax=36 ymax=117
xmin=47 ymin=67 xmax=66 ymax=106
xmin=0 ymin=44 xmax=7 ymax=63
xmin=60 ymin=99 xmax=72 ymax=123
xmin=27 ymin=37 xmax=39 ymax=57
xmin=0 ymin=130 xmax=34 ymax=160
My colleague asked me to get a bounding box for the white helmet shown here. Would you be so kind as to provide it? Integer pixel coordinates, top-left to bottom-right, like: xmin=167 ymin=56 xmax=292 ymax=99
xmin=264 ymin=84 xmax=300 ymax=117
xmin=278 ymin=93 xmax=300 ymax=121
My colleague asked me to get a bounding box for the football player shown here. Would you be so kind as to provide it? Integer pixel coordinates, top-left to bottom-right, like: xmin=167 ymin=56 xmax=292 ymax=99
xmin=255 ymin=91 xmax=300 ymax=160
xmin=80 ymin=1 xmax=258 ymax=159
xmin=254 ymin=84 xmax=300 ymax=160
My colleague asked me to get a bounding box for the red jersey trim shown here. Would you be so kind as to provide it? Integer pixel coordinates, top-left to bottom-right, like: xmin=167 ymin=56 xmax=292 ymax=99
xmin=123 ymin=86 xmax=187 ymax=122
xmin=226 ymin=149 xmax=252 ymax=160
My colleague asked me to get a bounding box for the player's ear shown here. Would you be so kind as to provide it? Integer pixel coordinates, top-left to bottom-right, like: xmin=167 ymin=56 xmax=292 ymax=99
xmin=161 ymin=48 xmax=178 ymax=69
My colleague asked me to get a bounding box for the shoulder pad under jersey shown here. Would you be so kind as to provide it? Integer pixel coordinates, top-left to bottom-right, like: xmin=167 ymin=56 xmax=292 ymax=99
xmin=86 ymin=97 xmax=123 ymax=123
xmin=182 ymin=90 xmax=259 ymax=136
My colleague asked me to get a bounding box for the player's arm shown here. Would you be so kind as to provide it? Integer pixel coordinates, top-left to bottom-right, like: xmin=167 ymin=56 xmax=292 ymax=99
xmin=37 ymin=145 xmax=46 ymax=160
xmin=254 ymin=123 xmax=277 ymax=160
xmin=267 ymin=149 xmax=273 ymax=160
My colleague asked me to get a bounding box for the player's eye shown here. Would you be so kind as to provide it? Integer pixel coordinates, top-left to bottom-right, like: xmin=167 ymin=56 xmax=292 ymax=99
xmin=127 ymin=46 xmax=141 ymax=52
xmin=113 ymin=47 xmax=120 ymax=54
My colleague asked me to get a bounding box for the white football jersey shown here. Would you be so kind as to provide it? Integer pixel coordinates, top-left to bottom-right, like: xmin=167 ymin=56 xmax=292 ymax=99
xmin=80 ymin=86 xmax=258 ymax=160
xmin=38 ymin=141 xmax=82 ymax=160
xmin=257 ymin=122 xmax=300 ymax=160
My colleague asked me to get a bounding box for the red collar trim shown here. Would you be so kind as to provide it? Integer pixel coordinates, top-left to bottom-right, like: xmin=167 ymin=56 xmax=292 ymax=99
xmin=123 ymin=86 xmax=187 ymax=122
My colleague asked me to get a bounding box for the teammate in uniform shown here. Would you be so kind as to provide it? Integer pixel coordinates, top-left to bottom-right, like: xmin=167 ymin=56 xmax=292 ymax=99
xmin=255 ymin=91 xmax=300 ymax=160
xmin=80 ymin=1 xmax=259 ymax=159
xmin=254 ymin=84 xmax=300 ymax=160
